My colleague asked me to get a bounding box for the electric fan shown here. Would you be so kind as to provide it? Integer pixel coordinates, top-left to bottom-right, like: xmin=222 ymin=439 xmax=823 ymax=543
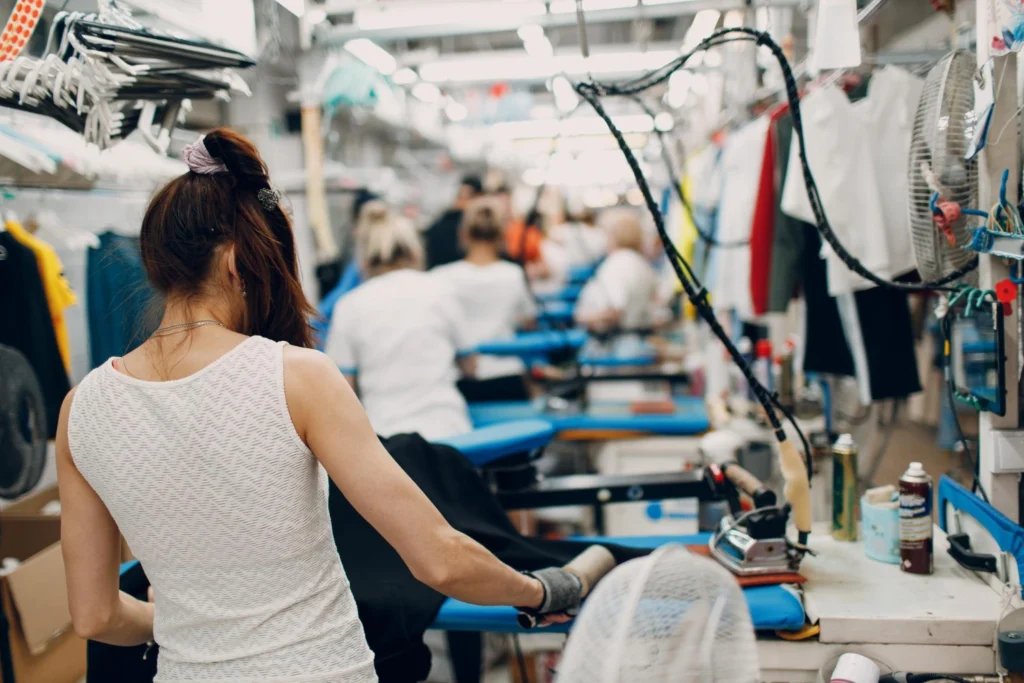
xmin=907 ymin=50 xmax=979 ymax=283
xmin=556 ymin=545 xmax=759 ymax=683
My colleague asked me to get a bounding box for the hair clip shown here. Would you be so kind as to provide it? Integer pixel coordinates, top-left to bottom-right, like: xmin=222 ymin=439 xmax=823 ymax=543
xmin=257 ymin=187 xmax=281 ymax=212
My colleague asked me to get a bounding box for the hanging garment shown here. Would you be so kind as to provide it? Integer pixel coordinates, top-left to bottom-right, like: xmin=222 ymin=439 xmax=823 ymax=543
xmin=748 ymin=105 xmax=789 ymax=316
xmin=688 ymin=144 xmax=723 ymax=287
xmin=0 ymin=232 xmax=70 ymax=437
xmin=86 ymin=231 xmax=156 ymax=369
xmin=800 ymin=224 xmax=856 ymax=377
xmin=431 ymin=260 xmax=535 ymax=380
xmin=713 ymin=117 xmax=770 ymax=318
xmin=425 ymin=208 xmax=466 ymax=269
xmin=87 ymin=434 xmax=648 ymax=683
xmin=767 ymin=111 xmax=806 ymax=313
xmin=325 ymin=269 xmax=473 ymax=441
xmin=780 ymin=85 xmax=891 ymax=296
xmin=6 ymin=220 xmax=76 ymax=373
xmin=854 ymin=66 xmax=925 ymax=279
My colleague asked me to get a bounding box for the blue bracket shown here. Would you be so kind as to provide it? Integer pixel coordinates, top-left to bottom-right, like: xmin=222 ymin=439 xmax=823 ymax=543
xmin=966 ymin=227 xmax=1024 ymax=259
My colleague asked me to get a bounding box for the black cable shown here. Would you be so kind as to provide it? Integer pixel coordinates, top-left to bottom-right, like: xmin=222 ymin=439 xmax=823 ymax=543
xmin=629 ymin=95 xmax=747 ymax=249
xmin=579 ymin=27 xmax=977 ymax=294
xmin=513 ymin=634 xmax=530 ymax=683
xmin=941 ymin=314 xmax=990 ymax=503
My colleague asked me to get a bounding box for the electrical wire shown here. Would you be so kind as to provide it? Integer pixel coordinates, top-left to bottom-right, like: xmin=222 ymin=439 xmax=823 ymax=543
xmin=629 ymin=95 xmax=747 ymax=249
xmin=576 ymin=27 xmax=978 ymax=294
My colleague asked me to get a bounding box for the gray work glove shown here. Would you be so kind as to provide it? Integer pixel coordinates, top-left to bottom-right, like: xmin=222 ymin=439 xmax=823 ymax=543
xmin=517 ymin=567 xmax=584 ymax=628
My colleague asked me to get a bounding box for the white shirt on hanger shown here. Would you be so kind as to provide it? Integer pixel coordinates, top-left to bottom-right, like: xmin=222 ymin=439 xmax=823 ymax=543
xmin=854 ymin=66 xmax=925 ymax=279
xmin=325 ymin=269 xmax=473 ymax=441
xmin=713 ymin=116 xmax=770 ymax=318
xmin=431 ymin=260 xmax=536 ymax=380
xmin=781 ymin=84 xmax=891 ymax=296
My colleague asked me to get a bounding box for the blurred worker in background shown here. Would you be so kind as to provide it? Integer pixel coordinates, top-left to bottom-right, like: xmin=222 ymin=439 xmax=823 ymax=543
xmin=433 ymin=197 xmax=536 ymax=403
xmin=326 ymin=204 xmax=476 ymax=440
xmin=575 ymin=207 xmax=666 ymax=333
xmin=424 ymin=175 xmax=484 ymax=269
xmin=507 ymin=208 xmax=570 ymax=296
xmin=548 ymin=206 xmax=608 ymax=269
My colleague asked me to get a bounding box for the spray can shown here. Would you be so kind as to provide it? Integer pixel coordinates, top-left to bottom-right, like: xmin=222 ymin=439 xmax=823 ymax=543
xmin=899 ymin=462 xmax=933 ymax=575
xmin=753 ymin=339 xmax=773 ymax=392
xmin=832 ymin=434 xmax=859 ymax=541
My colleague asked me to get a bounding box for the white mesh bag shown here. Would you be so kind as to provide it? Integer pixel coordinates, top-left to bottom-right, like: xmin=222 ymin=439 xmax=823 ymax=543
xmin=556 ymin=544 xmax=759 ymax=683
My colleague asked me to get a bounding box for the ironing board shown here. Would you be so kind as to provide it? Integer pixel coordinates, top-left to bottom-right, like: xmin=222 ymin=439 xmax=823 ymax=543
xmin=468 ymin=396 xmax=710 ymax=438
xmin=537 ymin=300 xmax=574 ymax=326
xmin=537 ymin=284 xmax=583 ymax=303
xmin=569 ymin=263 xmax=598 ymax=285
xmin=431 ymin=533 xmax=806 ymax=633
xmin=476 ymin=330 xmax=588 ymax=360
xmin=435 ymin=420 xmax=554 ymax=467
xmin=577 ymin=342 xmax=657 ymax=367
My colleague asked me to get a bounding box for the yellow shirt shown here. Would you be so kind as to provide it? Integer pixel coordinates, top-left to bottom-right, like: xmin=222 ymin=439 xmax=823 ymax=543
xmin=7 ymin=220 xmax=76 ymax=372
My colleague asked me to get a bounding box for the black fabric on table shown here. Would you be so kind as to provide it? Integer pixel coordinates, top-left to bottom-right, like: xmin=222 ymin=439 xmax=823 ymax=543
xmin=87 ymin=562 xmax=157 ymax=683
xmin=0 ymin=232 xmax=70 ymax=437
xmin=457 ymin=374 xmax=530 ymax=403
xmin=424 ymin=209 xmax=465 ymax=270
xmin=88 ymin=433 xmax=646 ymax=683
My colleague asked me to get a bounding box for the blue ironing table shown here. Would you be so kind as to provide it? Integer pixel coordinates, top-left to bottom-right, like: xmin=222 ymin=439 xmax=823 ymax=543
xmin=435 ymin=423 xmax=804 ymax=632
xmin=468 ymin=396 xmax=709 ymax=439
xmin=477 ymin=330 xmax=658 ymax=369
xmin=537 ymin=300 xmax=574 ymax=326
xmin=537 ymin=284 xmax=583 ymax=303
xmin=569 ymin=263 xmax=599 ymax=285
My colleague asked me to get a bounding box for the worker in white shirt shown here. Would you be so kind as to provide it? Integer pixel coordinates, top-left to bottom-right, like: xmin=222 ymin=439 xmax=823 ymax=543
xmin=575 ymin=207 xmax=665 ymax=333
xmin=433 ymin=197 xmax=537 ymax=403
xmin=548 ymin=208 xmax=608 ymax=269
xmin=325 ymin=204 xmax=476 ymax=440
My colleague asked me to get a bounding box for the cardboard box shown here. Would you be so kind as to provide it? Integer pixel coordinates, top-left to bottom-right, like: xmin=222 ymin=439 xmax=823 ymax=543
xmin=0 ymin=542 xmax=85 ymax=683
xmin=0 ymin=488 xmax=86 ymax=683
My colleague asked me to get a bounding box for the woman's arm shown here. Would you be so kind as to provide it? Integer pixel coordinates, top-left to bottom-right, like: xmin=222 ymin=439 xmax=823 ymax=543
xmin=56 ymin=390 xmax=154 ymax=646
xmin=284 ymin=347 xmax=543 ymax=608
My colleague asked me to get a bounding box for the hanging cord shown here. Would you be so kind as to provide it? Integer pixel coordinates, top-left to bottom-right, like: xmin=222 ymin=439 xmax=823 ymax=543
xmin=576 ymin=27 xmax=978 ymax=294
xmin=629 ymin=95 xmax=747 ymax=249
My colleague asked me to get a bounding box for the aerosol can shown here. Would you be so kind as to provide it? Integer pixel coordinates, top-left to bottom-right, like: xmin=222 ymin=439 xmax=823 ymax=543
xmin=898 ymin=462 xmax=933 ymax=575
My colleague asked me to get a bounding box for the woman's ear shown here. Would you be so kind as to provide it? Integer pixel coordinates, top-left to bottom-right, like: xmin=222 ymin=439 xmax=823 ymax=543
xmin=221 ymin=243 xmax=241 ymax=289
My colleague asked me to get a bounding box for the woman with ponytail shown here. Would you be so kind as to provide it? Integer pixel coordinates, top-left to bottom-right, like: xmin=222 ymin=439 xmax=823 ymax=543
xmin=325 ymin=201 xmax=477 ymax=440
xmin=57 ymin=128 xmax=579 ymax=683
xmin=433 ymin=197 xmax=536 ymax=402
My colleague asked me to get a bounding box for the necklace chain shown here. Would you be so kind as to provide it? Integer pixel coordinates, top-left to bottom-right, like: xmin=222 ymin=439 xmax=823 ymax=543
xmin=151 ymin=320 xmax=226 ymax=337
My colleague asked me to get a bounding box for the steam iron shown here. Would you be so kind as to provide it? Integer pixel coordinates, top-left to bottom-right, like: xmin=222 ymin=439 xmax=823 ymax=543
xmin=705 ymin=464 xmax=804 ymax=576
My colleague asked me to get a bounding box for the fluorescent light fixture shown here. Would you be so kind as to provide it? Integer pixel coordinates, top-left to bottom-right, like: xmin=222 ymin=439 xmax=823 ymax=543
xmin=549 ymin=0 xmax=636 ymax=13
xmin=492 ymin=114 xmax=653 ymax=140
xmin=355 ymin=1 xmax=546 ymax=31
xmin=412 ymin=82 xmax=442 ymax=103
xmin=445 ymin=99 xmax=468 ymax=122
xmin=344 ymin=39 xmax=397 ymax=75
xmin=552 ymin=75 xmax=578 ymax=113
xmin=681 ymin=10 xmax=720 ymax=51
xmin=524 ymin=35 xmax=554 ymax=59
xmin=626 ymin=188 xmax=644 ymax=206
xmin=420 ymin=49 xmax=677 ymax=83
xmin=654 ymin=112 xmax=675 ymax=132
xmin=517 ymin=24 xmax=545 ymax=43
xmin=275 ymin=0 xmax=304 ymax=17
xmin=392 ymin=67 xmax=418 ymax=85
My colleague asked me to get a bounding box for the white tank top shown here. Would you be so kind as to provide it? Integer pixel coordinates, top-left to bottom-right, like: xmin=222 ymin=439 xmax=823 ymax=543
xmin=68 ymin=336 xmax=377 ymax=683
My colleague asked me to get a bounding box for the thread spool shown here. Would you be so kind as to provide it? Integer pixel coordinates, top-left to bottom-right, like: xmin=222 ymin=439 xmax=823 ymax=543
xmin=831 ymin=653 xmax=880 ymax=683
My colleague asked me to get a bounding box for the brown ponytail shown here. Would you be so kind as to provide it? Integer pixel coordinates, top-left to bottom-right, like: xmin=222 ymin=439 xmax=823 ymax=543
xmin=460 ymin=197 xmax=504 ymax=247
xmin=140 ymin=127 xmax=316 ymax=348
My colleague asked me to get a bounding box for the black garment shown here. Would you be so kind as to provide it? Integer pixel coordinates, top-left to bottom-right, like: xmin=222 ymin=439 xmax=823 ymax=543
xmin=767 ymin=112 xmax=806 ymax=313
xmin=0 ymin=232 xmax=70 ymax=437
xmin=457 ymin=375 xmax=530 ymax=403
xmin=87 ymin=232 xmax=156 ymax=368
xmin=330 ymin=433 xmax=646 ymax=682
xmin=87 ymin=434 xmax=646 ymax=683
xmin=800 ymin=224 xmax=856 ymax=377
xmin=87 ymin=563 xmax=157 ymax=683
xmin=424 ymin=209 xmax=464 ymax=270
xmin=849 ymin=286 xmax=922 ymax=400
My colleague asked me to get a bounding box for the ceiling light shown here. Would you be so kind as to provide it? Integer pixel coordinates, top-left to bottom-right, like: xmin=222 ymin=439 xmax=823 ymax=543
xmin=491 ymin=114 xmax=653 ymax=140
xmin=681 ymin=10 xmax=720 ymax=51
xmin=355 ymin=1 xmax=546 ymax=31
xmin=654 ymin=112 xmax=674 ymax=132
xmin=524 ymin=35 xmax=554 ymax=59
xmin=306 ymin=8 xmax=328 ymax=25
xmin=344 ymin=39 xmax=397 ymax=75
xmin=392 ymin=67 xmax=418 ymax=85
xmin=412 ymin=82 xmax=442 ymax=103
xmin=626 ymin=188 xmax=644 ymax=206
xmin=445 ymin=99 xmax=468 ymax=122
xmin=517 ymin=24 xmax=545 ymax=43
xmin=552 ymin=75 xmax=578 ymax=113
xmin=549 ymin=0 xmax=636 ymax=13
xmin=275 ymin=0 xmax=304 ymax=17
